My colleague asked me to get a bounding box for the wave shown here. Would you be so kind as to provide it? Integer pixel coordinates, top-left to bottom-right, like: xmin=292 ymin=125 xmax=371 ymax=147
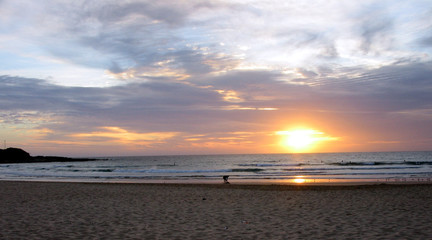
xmin=92 ymin=169 xmax=114 ymax=172
xmin=116 ymin=168 xmax=265 ymax=174
xmin=2 ymin=152 xmax=431 ymax=182
xmin=331 ymin=161 xmax=432 ymax=166
xmin=239 ymin=161 xmax=432 ymax=168
xmin=232 ymin=168 xmax=264 ymax=172
xmin=282 ymin=166 xmax=421 ymax=171
xmin=255 ymin=171 xmax=432 ymax=176
xmin=34 ymin=167 xmax=266 ymax=174
xmin=112 ymin=168 xmax=228 ymax=174
xmin=238 ymin=163 xmax=302 ymax=167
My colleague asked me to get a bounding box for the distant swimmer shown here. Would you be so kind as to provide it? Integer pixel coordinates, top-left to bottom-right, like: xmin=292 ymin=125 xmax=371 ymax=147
xmin=223 ymin=175 xmax=230 ymax=184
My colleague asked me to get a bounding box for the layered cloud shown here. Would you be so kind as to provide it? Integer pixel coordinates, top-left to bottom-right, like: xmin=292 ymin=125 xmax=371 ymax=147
xmin=2 ymin=59 xmax=432 ymax=155
xmin=1 ymin=0 xmax=431 ymax=155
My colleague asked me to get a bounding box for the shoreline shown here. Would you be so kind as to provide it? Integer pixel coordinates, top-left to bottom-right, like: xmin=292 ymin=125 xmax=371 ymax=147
xmin=1 ymin=176 xmax=432 ymax=186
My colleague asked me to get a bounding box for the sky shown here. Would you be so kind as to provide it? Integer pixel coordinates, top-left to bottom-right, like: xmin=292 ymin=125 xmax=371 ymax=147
xmin=1 ymin=0 xmax=432 ymax=157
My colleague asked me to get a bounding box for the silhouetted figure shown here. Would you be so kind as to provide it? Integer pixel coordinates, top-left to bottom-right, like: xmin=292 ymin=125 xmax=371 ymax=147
xmin=223 ymin=175 xmax=230 ymax=184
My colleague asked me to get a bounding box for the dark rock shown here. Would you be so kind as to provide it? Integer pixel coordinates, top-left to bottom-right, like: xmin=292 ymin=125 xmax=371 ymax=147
xmin=0 ymin=148 xmax=32 ymax=163
xmin=0 ymin=147 xmax=100 ymax=164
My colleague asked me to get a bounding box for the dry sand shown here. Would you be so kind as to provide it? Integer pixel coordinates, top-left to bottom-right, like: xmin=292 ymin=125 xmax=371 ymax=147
xmin=0 ymin=181 xmax=431 ymax=239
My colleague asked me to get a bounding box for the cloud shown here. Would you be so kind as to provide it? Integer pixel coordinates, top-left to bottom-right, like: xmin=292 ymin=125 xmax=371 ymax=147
xmin=87 ymin=1 xmax=187 ymax=26
xmin=2 ymin=57 xmax=432 ymax=155
xmin=356 ymin=6 xmax=395 ymax=53
xmin=70 ymin=126 xmax=179 ymax=147
xmin=420 ymin=36 xmax=432 ymax=47
xmin=2 ymin=60 xmax=431 ymax=129
xmin=0 ymin=75 xmax=223 ymax=133
xmin=52 ymin=1 xmax=241 ymax=79
xmin=2 ymin=0 xmax=431 ymax=86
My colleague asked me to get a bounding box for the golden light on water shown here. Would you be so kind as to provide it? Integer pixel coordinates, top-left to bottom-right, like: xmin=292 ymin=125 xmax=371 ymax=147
xmin=293 ymin=178 xmax=306 ymax=184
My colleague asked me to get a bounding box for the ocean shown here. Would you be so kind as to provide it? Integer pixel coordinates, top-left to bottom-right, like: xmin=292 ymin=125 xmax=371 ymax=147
xmin=1 ymin=152 xmax=432 ymax=184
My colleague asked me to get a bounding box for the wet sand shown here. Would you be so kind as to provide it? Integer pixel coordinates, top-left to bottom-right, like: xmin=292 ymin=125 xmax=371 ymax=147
xmin=0 ymin=181 xmax=431 ymax=239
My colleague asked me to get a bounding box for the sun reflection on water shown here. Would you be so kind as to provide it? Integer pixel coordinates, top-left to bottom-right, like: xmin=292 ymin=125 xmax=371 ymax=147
xmin=293 ymin=178 xmax=306 ymax=184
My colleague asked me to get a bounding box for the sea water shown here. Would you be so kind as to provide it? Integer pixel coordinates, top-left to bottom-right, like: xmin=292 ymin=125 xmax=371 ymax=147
xmin=1 ymin=152 xmax=431 ymax=184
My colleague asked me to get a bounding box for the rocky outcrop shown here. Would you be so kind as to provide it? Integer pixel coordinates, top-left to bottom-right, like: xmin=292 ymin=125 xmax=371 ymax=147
xmin=0 ymin=147 xmax=99 ymax=164
xmin=0 ymin=148 xmax=32 ymax=163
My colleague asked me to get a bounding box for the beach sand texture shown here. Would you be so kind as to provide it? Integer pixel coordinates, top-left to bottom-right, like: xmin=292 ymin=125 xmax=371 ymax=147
xmin=0 ymin=181 xmax=431 ymax=239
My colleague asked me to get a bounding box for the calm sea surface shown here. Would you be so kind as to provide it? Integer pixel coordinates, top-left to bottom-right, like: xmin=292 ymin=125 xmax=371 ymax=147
xmin=1 ymin=152 xmax=432 ymax=184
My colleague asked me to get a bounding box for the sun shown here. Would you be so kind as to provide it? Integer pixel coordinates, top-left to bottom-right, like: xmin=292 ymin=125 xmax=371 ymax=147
xmin=285 ymin=130 xmax=317 ymax=148
xmin=276 ymin=129 xmax=329 ymax=152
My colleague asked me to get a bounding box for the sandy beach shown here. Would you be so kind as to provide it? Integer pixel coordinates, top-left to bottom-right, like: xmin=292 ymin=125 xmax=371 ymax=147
xmin=0 ymin=181 xmax=431 ymax=239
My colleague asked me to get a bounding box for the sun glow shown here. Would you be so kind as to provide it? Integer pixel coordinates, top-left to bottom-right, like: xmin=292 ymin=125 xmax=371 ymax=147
xmin=276 ymin=128 xmax=338 ymax=152
xmin=293 ymin=178 xmax=306 ymax=184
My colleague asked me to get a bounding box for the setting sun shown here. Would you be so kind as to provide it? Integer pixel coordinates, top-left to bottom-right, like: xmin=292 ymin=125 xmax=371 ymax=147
xmin=276 ymin=129 xmax=338 ymax=152
xmin=286 ymin=130 xmax=317 ymax=148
